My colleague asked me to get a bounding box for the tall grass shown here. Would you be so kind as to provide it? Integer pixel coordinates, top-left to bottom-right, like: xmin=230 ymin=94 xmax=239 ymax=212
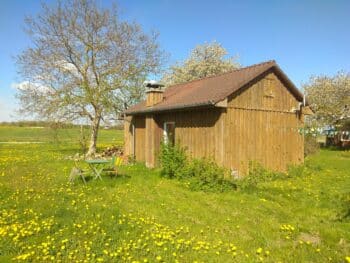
xmin=0 ymin=126 xmax=349 ymax=262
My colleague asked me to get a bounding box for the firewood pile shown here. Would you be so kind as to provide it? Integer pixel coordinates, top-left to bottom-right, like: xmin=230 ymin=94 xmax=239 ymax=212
xmin=101 ymin=145 xmax=123 ymax=157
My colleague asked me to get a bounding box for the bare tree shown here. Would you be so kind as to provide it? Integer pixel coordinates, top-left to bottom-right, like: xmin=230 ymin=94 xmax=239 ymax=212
xmin=15 ymin=0 xmax=164 ymax=156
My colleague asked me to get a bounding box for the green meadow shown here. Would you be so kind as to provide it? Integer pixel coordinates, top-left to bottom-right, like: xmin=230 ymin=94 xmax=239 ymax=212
xmin=0 ymin=126 xmax=349 ymax=262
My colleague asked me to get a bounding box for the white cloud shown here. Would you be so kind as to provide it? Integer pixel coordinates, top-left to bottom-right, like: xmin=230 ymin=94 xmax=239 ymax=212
xmin=11 ymin=81 xmax=52 ymax=93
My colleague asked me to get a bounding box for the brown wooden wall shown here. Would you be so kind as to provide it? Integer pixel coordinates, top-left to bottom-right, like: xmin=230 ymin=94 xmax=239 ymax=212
xmin=224 ymin=71 xmax=304 ymax=174
xmin=154 ymin=108 xmax=225 ymax=165
xmin=124 ymin=70 xmax=304 ymax=175
xmin=124 ymin=116 xmax=132 ymax=157
xmin=222 ymin=109 xmax=304 ymax=174
xmin=124 ymin=109 xmax=225 ymax=166
xmin=133 ymin=116 xmax=146 ymax=162
xmin=229 ymin=70 xmax=301 ymax=112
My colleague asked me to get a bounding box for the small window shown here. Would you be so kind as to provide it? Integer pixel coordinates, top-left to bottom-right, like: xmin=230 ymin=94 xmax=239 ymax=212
xmin=163 ymin=122 xmax=175 ymax=145
xmin=264 ymin=78 xmax=275 ymax=98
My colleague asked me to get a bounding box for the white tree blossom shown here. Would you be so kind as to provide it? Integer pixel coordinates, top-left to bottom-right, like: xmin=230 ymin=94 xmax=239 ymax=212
xmin=304 ymin=71 xmax=350 ymax=126
xmin=162 ymin=41 xmax=239 ymax=86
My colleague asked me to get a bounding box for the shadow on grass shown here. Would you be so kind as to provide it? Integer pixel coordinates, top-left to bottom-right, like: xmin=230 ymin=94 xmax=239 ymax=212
xmin=70 ymin=172 xmax=131 ymax=186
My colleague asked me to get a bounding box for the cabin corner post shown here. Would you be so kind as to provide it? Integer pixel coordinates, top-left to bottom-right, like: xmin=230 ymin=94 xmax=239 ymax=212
xmin=300 ymin=112 xmax=305 ymax=164
xmin=145 ymin=114 xmax=158 ymax=168
xmin=124 ymin=115 xmax=132 ymax=158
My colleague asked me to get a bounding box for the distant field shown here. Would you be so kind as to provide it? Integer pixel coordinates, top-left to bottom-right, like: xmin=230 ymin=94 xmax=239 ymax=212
xmin=0 ymin=125 xmax=123 ymax=146
xmin=0 ymin=126 xmax=349 ymax=262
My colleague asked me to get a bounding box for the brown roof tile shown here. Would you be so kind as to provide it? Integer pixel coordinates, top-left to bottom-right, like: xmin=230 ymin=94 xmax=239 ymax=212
xmin=125 ymin=60 xmax=304 ymax=115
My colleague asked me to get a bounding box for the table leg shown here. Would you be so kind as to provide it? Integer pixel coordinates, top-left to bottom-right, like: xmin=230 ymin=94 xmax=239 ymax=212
xmin=89 ymin=164 xmax=100 ymax=180
xmin=88 ymin=163 xmax=106 ymax=180
xmin=95 ymin=166 xmax=103 ymax=180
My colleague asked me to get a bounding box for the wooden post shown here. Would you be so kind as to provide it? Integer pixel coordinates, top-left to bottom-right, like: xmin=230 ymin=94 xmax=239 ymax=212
xmin=145 ymin=115 xmax=158 ymax=168
xmin=124 ymin=116 xmax=132 ymax=157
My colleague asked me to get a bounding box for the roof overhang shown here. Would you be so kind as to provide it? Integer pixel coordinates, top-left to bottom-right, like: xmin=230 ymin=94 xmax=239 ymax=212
xmin=124 ymin=101 xmax=224 ymax=116
xmin=214 ymin=98 xmax=228 ymax=108
xmin=124 ymin=61 xmax=307 ymax=116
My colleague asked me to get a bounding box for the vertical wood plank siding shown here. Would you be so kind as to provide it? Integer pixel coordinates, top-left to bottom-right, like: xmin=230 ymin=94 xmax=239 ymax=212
xmin=224 ymin=72 xmax=304 ymax=174
xmin=124 ymin=71 xmax=304 ymax=174
xmin=133 ymin=116 xmax=146 ymax=162
xmin=145 ymin=115 xmax=163 ymax=167
xmin=124 ymin=116 xmax=132 ymax=157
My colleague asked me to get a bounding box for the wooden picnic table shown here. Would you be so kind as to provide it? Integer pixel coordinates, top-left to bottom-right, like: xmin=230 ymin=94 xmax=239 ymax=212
xmin=85 ymin=159 xmax=111 ymax=180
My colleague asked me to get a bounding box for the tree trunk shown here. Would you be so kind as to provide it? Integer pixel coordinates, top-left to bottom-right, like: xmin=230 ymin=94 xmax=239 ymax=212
xmin=86 ymin=115 xmax=101 ymax=157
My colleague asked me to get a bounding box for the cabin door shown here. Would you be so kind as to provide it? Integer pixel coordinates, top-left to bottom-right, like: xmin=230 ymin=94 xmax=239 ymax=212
xmin=163 ymin=122 xmax=175 ymax=145
xmin=134 ymin=117 xmax=146 ymax=161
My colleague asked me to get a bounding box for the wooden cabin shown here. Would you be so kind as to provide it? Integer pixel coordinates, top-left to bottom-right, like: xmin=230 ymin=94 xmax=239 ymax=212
xmin=124 ymin=60 xmax=309 ymax=175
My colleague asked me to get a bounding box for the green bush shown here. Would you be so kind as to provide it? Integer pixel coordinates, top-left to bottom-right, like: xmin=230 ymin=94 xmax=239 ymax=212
xmin=182 ymin=158 xmax=236 ymax=192
xmin=338 ymin=192 xmax=350 ymax=220
xmin=286 ymin=164 xmax=305 ymax=178
xmin=236 ymin=161 xmax=284 ymax=189
xmin=159 ymin=142 xmax=187 ymax=179
xmin=304 ymin=135 xmax=320 ymax=157
xmin=159 ymin=143 xmax=235 ymax=192
xmin=159 ymin=143 xmax=311 ymax=191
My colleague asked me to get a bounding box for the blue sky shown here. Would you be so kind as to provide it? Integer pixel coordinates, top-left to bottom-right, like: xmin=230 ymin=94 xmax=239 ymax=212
xmin=1 ymin=0 xmax=349 ymax=121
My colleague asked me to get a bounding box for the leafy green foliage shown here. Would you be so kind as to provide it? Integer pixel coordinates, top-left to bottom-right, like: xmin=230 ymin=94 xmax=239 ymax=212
xmin=286 ymin=164 xmax=306 ymax=178
xmin=235 ymin=162 xmax=312 ymax=190
xmin=338 ymin=192 xmax=350 ymax=220
xmin=182 ymin=158 xmax=236 ymax=192
xmin=159 ymin=142 xmax=187 ymax=179
xmin=236 ymin=162 xmax=284 ymax=189
xmin=159 ymin=142 xmax=235 ymax=192
xmin=304 ymin=134 xmax=320 ymax=157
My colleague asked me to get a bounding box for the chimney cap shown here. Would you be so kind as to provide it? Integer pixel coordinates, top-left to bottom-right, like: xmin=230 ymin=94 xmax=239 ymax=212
xmin=143 ymin=80 xmax=164 ymax=88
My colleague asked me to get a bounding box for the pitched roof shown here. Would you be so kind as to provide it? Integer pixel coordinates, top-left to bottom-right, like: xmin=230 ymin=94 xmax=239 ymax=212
xmin=125 ymin=60 xmax=304 ymax=115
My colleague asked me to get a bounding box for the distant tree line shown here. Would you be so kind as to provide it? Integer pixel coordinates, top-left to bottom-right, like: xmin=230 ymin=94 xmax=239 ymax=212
xmin=0 ymin=121 xmax=124 ymax=130
xmin=0 ymin=121 xmax=75 ymax=128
